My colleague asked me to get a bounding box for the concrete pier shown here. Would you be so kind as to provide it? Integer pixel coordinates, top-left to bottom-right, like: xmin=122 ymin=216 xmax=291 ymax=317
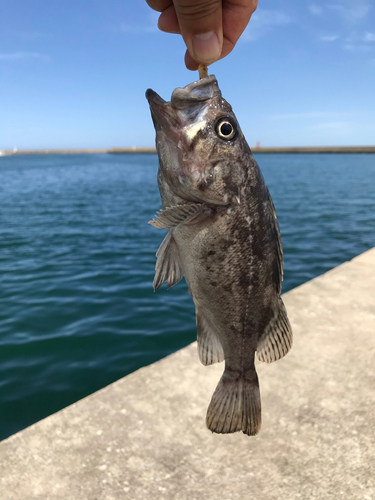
xmin=1 ymin=248 xmax=375 ymax=499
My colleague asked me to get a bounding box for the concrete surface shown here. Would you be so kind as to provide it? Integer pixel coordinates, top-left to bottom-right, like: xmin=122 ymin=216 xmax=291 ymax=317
xmin=1 ymin=248 xmax=375 ymax=500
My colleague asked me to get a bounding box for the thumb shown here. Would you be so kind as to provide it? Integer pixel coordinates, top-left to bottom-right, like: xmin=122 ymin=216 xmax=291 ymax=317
xmin=173 ymin=0 xmax=223 ymax=65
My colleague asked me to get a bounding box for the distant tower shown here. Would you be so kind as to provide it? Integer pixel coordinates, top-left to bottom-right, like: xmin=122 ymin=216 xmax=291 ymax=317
xmin=256 ymin=141 xmax=261 ymax=148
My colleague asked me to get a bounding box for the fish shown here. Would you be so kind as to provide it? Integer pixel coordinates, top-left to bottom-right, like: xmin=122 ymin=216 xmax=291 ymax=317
xmin=146 ymin=75 xmax=292 ymax=436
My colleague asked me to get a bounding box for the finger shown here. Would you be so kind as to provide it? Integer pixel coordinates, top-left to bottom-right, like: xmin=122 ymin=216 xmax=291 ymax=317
xmin=158 ymin=4 xmax=180 ymax=33
xmin=184 ymin=0 xmax=258 ymax=70
xmin=222 ymin=0 xmax=258 ymax=47
xmin=184 ymin=35 xmax=234 ymax=70
xmin=185 ymin=49 xmax=198 ymax=71
xmin=173 ymin=0 xmax=223 ymax=65
xmin=146 ymin=0 xmax=172 ymax=12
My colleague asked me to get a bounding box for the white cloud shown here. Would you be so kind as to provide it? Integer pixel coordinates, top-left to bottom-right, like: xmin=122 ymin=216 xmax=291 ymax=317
xmin=120 ymin=24 xmax=157 ymax=34
xmin=312 ymin=121 xmax=351 ymax=130
xmin=0 ymin=52 xmax=49 ymax=61
xmin=19 ymin=31 xmax=47 ymax=41
xmin=320 ymin=35 xmax=339 ymax=42
xmin=268 ymin=112 xmax=373 ymax=123
xmin=2 ymin=30 xmax=48 ymax=41
xmin=344 ymin=43 xmax=372 ymax=53
xmin=120 ymin=11 xmax=159 ymax=34
xmin=328 ymin=0 xmax=371 ymax=23
xmin=269 ymin=112 xmax=343 ymax=120
xmin=308 ymin=5 xmax=323 ymax=16
xmin=342 ymin=32 xmax=375 ymax=52
xmin=242 ymin=9 xmax=293 ymax=41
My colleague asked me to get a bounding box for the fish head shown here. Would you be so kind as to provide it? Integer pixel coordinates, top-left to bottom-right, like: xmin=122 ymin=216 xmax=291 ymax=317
xmin=146 ymin=75 xmax=251 ymax=207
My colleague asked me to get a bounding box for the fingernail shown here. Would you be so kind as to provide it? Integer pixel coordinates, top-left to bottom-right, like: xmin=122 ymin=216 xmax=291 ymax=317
xmin=192 ymin=32 xmax=221 ymax=64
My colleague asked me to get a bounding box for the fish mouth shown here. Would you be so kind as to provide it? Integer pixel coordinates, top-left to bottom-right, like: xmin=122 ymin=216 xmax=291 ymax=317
xmin=170 ymin=74 xmax=220 ymax=110
xmin=146 ymin=75 xmax=220 ymax=134
xmin=145 ymin=88 xmax=177 ymax=134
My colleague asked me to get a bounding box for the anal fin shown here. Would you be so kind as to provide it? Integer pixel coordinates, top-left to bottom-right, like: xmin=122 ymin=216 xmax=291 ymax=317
xmin=153 ymin=232 xmax=183 ymax=291
xmin=257 ymin=298 xmax=293 ymax=363
xmin=196 ymin=307 xmax=224 ymax=366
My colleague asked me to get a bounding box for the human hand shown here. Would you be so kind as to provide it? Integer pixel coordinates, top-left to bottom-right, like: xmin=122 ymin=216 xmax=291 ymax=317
xmin=146 ymin=0 xmax=258 ymax=70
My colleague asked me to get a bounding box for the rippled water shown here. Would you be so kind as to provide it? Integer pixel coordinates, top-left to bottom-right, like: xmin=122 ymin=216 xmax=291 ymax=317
xmin=0 ymin=153 xmax=374 ymax=440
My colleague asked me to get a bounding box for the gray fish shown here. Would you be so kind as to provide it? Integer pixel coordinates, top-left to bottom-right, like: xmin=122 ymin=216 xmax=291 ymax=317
xmin=146 ymin=75 xmax=292 ymax=436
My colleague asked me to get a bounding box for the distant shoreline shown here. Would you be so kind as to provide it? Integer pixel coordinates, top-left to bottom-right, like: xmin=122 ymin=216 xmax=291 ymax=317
xmin=1 ymin=146 xmax=375 ymax=156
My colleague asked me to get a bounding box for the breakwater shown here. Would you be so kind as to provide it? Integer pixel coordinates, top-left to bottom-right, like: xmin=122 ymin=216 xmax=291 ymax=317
xmin=1 ymin=146 xmax=375 ymax=155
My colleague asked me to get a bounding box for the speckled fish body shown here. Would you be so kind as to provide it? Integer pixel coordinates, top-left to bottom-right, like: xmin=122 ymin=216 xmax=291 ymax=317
xmin=146 ymin=75 xmax=292 ymax=435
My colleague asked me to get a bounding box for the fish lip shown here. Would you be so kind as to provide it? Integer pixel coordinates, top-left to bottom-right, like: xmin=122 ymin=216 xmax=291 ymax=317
xmin=145 ymin=88 xmax=166 ymax=106
xmin=146 ymin=74 xmax=220 ymax=114
xmin=175 ymin=74 xmax=217 ymax=96
xmin=145 ymin=88 xmax=167 ymax=119
xmin=146 ymin=88 xmax=177 ymax=133
xmin=171 ymin=75 xmax=220 ymax=110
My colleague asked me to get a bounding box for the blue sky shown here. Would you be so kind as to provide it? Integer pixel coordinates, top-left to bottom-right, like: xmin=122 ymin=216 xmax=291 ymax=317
xmin=1 ymin=0 xmax=374 ymax=149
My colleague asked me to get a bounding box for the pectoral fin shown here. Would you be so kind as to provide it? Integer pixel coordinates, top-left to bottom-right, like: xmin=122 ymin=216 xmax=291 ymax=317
xmin=196 ymin=307 xmax=224 ymax=366
xmin=149 ymin=203 xmax=205 ymax=230
xmin=257 ymin=298 xmax=293 ymax=363
xmin=153 ymin=232 xmax=183 ymax=291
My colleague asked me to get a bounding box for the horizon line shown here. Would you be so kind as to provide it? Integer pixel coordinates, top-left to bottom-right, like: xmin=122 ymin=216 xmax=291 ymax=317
xmin=1 ymin=146 xmax=375 ymax=156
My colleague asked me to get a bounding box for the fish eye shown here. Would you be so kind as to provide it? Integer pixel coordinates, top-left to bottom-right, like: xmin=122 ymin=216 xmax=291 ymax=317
xmin=216 ymin=118 xmax=236 ymax=141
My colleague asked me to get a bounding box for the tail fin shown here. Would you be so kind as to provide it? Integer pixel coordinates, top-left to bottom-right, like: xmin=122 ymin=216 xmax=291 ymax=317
xmin=206 ymin=368 xmax=261 ymax=436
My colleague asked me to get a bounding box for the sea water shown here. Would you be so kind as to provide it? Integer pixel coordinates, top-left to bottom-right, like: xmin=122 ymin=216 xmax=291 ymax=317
xmin=0 ymin=153 xmax=374 ymax=440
